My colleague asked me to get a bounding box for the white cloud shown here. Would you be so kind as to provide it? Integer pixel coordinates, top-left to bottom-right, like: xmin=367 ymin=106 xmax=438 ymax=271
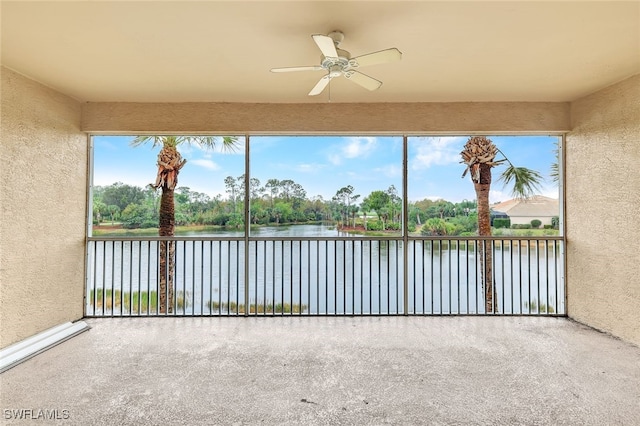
xmin=295 ymin=163 xmax=324 ymax=173
xmin=373 ymin=164 xmax=401 ymax=178
xmin=344 ymin=137 xmax=377 ymax=158
xmin=328 ymin=153 xmax=342 ymax=166
xmin=539 ymin=185 xmax=560 ymax=199
xmin=328 ymin=137 xmax=378 ymax=165
xmin=489 ymin=189 xmax=509 ymax=204
xmin=191 ymin=159 xmax=220 ymax=171
xmin=411 ymin=137 xmax=465 ymax=170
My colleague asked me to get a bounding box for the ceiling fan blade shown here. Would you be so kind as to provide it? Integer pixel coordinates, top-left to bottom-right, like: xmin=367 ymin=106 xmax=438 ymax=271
xmin=312 ymin=34 xmax=338 ymax=58
xmin=345 ymin=71 xmax=382 ymax=91
xmin=271 ymin=66 xmax=324 ymax=73
xmin=308 ymin=75 xmax=332 ymax=96
xmin=350 ymin=48 xmax=402 ymax=68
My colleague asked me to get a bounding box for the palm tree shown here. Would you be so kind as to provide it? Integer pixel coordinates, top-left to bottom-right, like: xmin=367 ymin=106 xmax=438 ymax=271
xmin=461 ymin=136 xmax=542 ymax=313
xmin=131 ymin=136 xmax=238 ymax=313
xmin=550 ymin=139 xmax=560 ymax=185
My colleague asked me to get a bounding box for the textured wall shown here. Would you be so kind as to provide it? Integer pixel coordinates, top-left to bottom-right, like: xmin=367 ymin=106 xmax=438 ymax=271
xmin=0 ymin=67 xmax=87 ymax=348
xmin=82 ymin=102 xmax=570 ymax=134
xmin=566 ymin=74 xmax=640 ymax=346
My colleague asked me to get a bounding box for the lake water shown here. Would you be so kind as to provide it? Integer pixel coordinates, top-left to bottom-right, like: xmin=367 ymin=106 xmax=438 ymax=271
xmin=87 ymin=224 xmax=564 ymax=316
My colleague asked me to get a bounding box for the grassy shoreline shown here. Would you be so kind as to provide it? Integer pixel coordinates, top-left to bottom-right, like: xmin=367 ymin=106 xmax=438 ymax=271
xmin=92 ymin=224 xmax=237 ymax=236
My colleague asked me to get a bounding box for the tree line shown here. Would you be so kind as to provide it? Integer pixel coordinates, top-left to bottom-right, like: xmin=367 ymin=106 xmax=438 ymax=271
xmin=92 ymin=178 xmax=478 ymax=234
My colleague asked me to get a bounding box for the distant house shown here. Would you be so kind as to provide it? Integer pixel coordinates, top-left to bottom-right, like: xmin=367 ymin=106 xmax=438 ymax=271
xmin=492 ymin=195 xmax=559 ymax=226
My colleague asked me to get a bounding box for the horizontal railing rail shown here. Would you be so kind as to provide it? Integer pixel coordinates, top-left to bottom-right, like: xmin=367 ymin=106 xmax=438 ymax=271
xmin=85 ymin=236 xmax=564 ymax=317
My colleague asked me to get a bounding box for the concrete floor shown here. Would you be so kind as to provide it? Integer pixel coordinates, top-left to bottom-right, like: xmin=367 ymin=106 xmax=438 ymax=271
xmin=1 ymin=317 xmax=639 ymax=425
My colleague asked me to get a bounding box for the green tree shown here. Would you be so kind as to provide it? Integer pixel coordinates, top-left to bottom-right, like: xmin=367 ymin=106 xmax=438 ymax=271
xmin=272 ymin=201 xmax=292 ymax=224
xmin=106 ymin=205 xmax=120 ymax=225
xmin=224 ymin=176 xmax=241 ymax=215
xmin=386 ymin=185 xmax=402 ymax=226
xmin=93 ymin=200 xmax=106 ymax=224
xmin=364 ymin=190 xmax=390 ymax=230
xmin=120 ymin=202 xmax=157 ymax=229
xmin=420 ymin=218 xmax=456 ymax=236
xmin=407 ymin=202 xmax=422 ymax=226
xmin=101 ymin=182 xmax=146 ymax=212
xmin=333 ymin=185 xmax=359 ymax=228
xmin=360 ymin=198 xmax=372 ymax=229
xmin=461 ymin=136 xmax=542 ymax=313
xmin=131 ymin=136 xmax=238 ymax=313
xmin=265 ymin=179 xmax=280 ymax=207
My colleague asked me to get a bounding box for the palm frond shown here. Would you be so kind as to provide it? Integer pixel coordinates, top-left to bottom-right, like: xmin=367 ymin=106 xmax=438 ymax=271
xmin=130 ymin=136 xmax=161 ymax=148
xmin=550 ymin=140 xmax=560 ymax=184
xmin=130 ymin=135 xmax=240 ymax=152
xmin=550 ymin=162 xmax=559 ymax=184
xmin=499 ymin=166 xmax=543 ymax=200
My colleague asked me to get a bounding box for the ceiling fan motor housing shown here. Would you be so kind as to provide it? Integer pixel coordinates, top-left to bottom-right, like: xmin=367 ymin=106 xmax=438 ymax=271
xmin=328 ymin=30 xmax=345 ymax=45
xmin=321 ymin=48 xmax=351 ymax=74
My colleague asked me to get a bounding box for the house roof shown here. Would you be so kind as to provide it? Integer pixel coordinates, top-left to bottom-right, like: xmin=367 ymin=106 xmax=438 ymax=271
xmin=1 ymin=1 xmax=638 ymax=103
xmin=492 ymin=195 xmax=559 ymax=217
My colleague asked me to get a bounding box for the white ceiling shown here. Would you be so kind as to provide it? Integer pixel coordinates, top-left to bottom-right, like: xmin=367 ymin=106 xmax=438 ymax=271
xmin=1 ymin=1 xmax=638 ymax=103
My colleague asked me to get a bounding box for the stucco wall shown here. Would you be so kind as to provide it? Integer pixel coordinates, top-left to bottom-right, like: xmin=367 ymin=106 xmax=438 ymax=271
xmin=0 ymin=67 xmax=87 ymax=348
xmin=82 ymin=101 xmax=570 ymax=134
xmin=566 ymin=74 xmax=640 ymax=346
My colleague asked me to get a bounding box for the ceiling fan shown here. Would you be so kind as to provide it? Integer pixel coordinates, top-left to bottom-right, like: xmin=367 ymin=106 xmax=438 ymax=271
xmin=270 ymin=31 xmax=402 ymax=96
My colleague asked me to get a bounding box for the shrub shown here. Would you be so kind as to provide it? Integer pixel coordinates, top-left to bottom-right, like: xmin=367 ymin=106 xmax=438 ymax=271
xmin=530 ymin=219 xmax=542 ymax=228
xmin=421 ymin=218 xmax=458 ymax=236
xmin=386 ymin=222 xmax=401 ymax=231
xmin=140 ymin=220 xmax=157 ymax=229
xmin=511 ymin=224 xmax=532 ymax=229
xmin=551 ymin=216 xmax=560 ymax=229
xmin=366 ymin=221 xmax=384 ymax=231
xmin=446 ymin=215 xmax=477 ymax=234
xmin=493 ymin=218 xmax=511 ymax=229
xmin=543 ymin=224 xmax=552 ymax=229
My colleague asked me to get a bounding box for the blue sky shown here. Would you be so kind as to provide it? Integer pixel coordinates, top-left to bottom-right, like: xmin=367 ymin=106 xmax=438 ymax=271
xmin=93 ymin=135 xmax=559 ymax=204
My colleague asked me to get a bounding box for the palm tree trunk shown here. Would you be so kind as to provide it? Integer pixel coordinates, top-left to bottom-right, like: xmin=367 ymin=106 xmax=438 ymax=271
xmin=474 ymin=163 xmax=496 ymax=313
xmin=158 ymin=187 xmax=175 ymax=314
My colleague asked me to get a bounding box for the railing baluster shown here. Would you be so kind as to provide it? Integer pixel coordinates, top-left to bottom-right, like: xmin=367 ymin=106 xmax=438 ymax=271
xmin=395 ymin=241 xmax=400 ymax=314
xmin=298 ymin=241 xmax=302 ymax=314
xmin=448 ymin=239 xmax=452 ymax=315
xmin=546 ymin=239 xmax=550 ymax=315
xmin=536 ymin=240 xmax=540 ymax=314
xmin=502 ymin=239 xmax=506 ymax=314
xmin=92 ymin=241 xmax=97 ymax=316
xmin=129 ymin=241 xmax=133 ymax=316
xmin=315 ymin=241 xmax=319 ymax=315
xmin=377 ymin=240 xmax=381 ymax=314
xmin=109 ymin=241 xmax=113 ymax=316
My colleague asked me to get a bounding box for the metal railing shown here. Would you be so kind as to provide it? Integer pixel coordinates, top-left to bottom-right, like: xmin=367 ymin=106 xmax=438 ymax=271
xmin=85 ymin=235 xmax=564 ymax=316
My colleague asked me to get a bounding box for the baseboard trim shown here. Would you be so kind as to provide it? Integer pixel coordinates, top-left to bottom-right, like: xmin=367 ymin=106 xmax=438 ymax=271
xmin=0 ymin=321 xmax=91 ymax=373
